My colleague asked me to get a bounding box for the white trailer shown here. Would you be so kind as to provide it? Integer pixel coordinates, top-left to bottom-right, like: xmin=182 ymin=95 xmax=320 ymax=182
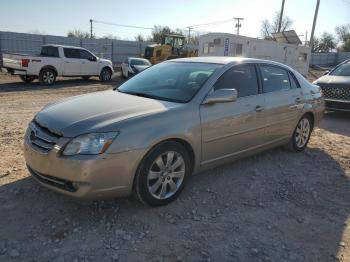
xmin=198 ymin=33 xmax=311 ymax=76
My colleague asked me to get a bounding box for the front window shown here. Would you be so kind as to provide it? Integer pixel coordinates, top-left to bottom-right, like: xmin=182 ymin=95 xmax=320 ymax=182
xmin=330 ymin=63 xmax=350 ymax=76
xmin=117 ymin=62 xmax=222 ymax=103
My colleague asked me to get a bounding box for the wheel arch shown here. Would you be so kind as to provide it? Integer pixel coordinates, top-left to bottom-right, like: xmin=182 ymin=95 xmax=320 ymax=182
xmin=100 ymin=65 xmax=113 ymax=75
xmin=40 ymin=65 xmax=58 ymax=76
xmin=301 ymin=111 xmax=315 ymax=128
xmin=132 ymin=137 xmax=196 ymax=191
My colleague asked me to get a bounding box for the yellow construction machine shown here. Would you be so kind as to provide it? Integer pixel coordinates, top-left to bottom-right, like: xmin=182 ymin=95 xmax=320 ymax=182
xmin=144 ymin=34 xmax=197 ymax=64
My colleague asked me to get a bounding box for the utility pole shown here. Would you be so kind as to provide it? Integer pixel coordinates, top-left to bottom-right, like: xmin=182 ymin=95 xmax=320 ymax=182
xmin=305 ymin=30 xmax=308 ymax=46
xmin=277 ymin=0 xmax=286 ymax=32
xmin=309 ymin=0 xmax=320 ymax=49
xmin=90 ymin=19 xmax=93 ymax=39
xmin=187 ymin=26 xmax=192 ymax=43
xmin=234 ymin=17 xmax=244 ymax=35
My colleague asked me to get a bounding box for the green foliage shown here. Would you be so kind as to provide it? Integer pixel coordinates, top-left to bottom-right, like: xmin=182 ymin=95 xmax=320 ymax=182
xmin=313 ymin=32 xmax=337 ymax=52
xmin=336 ymin=24 xmax=350 ymax=52
xmin=67 ymin=30 xmax=95 ymax=39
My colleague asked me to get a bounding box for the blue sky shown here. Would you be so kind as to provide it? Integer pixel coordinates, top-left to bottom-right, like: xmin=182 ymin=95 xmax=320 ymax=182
xmin=0 ymin=0 xmax=349 ymax=41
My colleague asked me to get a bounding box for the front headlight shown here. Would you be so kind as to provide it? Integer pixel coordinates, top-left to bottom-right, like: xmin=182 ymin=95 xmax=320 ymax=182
xmin=62 ymin=132 xmax=119 ymax=156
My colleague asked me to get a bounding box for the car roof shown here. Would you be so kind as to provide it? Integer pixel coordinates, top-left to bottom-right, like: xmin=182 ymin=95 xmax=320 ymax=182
xmin=170 ymin=56 xmax=293 ymax=68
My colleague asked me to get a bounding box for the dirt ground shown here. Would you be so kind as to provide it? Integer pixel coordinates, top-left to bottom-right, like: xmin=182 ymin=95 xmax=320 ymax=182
xmin=0 ymin=71 xmax=349 ymax=262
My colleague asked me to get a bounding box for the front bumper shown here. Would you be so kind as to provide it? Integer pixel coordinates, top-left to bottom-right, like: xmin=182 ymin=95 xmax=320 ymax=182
xmin=24 ymin=134 xmax=145 ymax=200
xmin=325 ymin=99 xmax=350 ymax=112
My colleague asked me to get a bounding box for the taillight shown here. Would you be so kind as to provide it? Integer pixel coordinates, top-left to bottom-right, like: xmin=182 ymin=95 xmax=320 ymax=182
xmin=21 ymin=59 xmax=30 ymax=67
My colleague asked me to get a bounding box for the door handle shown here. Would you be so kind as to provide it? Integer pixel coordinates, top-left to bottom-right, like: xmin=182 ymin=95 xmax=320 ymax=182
xmin=295 ymin=97 xmax=302 ymax=103
xmin=255 ymin=105 xmax=264 ymax=112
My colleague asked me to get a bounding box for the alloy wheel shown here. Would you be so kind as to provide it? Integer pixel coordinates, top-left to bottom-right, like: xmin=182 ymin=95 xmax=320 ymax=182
xmin=147 ymin=151 xmax=185 ymax=200
xmin=295 ymin=118 xmax=311 ymax=148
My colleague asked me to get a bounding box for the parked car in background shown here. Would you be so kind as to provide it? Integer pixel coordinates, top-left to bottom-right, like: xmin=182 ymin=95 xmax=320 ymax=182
xmin=313 ymin=59 xmax=350 ymax=111
xmin=121 ymin=57 xmax=151 ymax=78
xmin=1 ymin=45 xmax=114 ymax=85
xmin=24 ymin=57 xmax=324 ymax=206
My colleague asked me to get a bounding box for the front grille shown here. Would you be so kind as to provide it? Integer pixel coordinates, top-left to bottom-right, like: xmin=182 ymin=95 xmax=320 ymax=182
xmin=27 ymin=165 xmax=77 ymax=192
xmin=27 ymin=121 xmax=60 ymax=153
xmin=320 ymin=85 xmax=350 ymax=101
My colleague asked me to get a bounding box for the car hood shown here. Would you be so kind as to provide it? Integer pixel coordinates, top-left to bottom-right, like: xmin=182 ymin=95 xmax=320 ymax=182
xmin=314 ymin=75 xmax=350 ymax=85
xmin=98 ymin=58 xmax=112 ymax=64
xmin=133 ymin=65 xmax=150 ymax=72
xmin=35 ymin=90 xmax=177 ymax=137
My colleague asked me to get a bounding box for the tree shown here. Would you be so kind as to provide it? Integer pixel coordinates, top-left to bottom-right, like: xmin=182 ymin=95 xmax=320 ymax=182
xmin=260 ymin=11 xmax=293 ymax=39
xmin=135 ymin=34 xmax=145 ymax=42
xmin=335 ymin=24 xmax=350 ymax=52
xmin=313 ymin=32 xmax=337 ymax=52
xmin=151 ymin=25 xmax=172 ymax=43
xmin=67 ymin=30 xmax=94 ymax=39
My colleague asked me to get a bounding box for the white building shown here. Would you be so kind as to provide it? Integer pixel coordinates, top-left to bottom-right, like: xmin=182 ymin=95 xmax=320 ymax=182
xmin=198 ymin=32 xmax=311 ymax=76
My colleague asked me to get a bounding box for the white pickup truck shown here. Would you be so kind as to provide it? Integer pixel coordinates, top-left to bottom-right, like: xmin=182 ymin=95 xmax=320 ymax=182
xmin=1 ymin=45 xmax=114 ymax=85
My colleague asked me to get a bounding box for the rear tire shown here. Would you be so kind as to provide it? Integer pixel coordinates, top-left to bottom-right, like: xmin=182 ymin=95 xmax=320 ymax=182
xmin=134 ymin=141 xmax=191 ymax=206
xmin=287 ymin=115 xmax=313 ymax=152
xmin=19 ymin=75 xmax=35 ymax=83
xmin=39 ymin=69 xmax=56 ymax=86
xmin=99 ymin=67 xmax=112 ymax=82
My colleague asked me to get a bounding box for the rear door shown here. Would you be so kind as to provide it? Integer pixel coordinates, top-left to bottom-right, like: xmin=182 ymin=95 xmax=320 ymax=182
xmin=258 ymin=64 xmax=304 ymax=141
xmin=62 ymin=48 xmax=81 ymax=76
xmin=80 ymin=49 xmax=99 ymax=75
xmin=200 ymin=63 xmax=267 ymax=164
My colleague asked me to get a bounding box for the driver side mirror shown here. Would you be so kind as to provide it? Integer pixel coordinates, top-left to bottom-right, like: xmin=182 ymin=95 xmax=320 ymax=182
xmin=88 ymin=56 xmax=97 ymax=62
xmin=323 ymin=70 xmax=330 ymax=75
xmin=202 ymin=89 xmax=238 ymax=105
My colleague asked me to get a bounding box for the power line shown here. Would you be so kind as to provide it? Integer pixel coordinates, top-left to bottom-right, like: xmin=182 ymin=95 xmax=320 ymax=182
xmin=91 ymin=19 xmax=153 ymax=30
xmin=188 ymin=18 xmax=234 ymax=29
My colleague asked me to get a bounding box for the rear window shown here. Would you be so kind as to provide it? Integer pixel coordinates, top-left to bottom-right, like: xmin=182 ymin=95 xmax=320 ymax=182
xmin=64 ymin=48 xmax=80 ymax=59
xmin=40 ymin=46 xmax=59 ymax=58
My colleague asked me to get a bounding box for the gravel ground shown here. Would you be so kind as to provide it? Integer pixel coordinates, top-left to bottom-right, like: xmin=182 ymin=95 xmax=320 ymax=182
xmin=0 ymin=72 xmax=349 ymax=262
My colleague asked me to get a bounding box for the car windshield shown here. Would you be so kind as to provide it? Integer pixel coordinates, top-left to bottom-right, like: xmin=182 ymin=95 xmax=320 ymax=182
xmin=330 ymin=63 xmax=350 ymax=76
xmin=130 ymin=59 xmax=151 ymax=66
xmin=117 ymin=62 xmax=222 ymax=103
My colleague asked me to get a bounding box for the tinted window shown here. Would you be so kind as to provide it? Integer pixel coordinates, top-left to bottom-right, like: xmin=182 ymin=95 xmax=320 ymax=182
xmin=130 ymin=59 xmax=151 ymax=66
xmin=288 ymin=72 xmax=300 ymax=89
xmin=80 ymin=50 xmax=94 ymax=60
xmin=40 ymin=46 xmax=59 ymax=58
xmin=118 ymin=62 xmax=221 ymax=103
xmin=214 ymin=64 xmax=259 ymax=97
xmin=330 ymin=63 xmax=350 ymax=76
xmin=260 ymin=65 xmax=290 ymax=93
xmin=64 ymin=48 xmax=80 ymax=59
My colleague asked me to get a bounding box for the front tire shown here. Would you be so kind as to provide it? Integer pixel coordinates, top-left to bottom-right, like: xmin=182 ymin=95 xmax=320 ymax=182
xmin=99 ymin=67 xmax=112 ymax=82
xmin=288 ymin=115 xmax=313 ymax=152
xmin=39 ymin=69 xmax=56 ymax=86
xmin=19 ymin=75 xmax=35 ymax=83
xmin=134 ymin=141 xmax=191 ymax=206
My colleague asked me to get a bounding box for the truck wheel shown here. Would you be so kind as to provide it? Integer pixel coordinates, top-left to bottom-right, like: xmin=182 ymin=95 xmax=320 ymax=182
xmin=99 ymin=67 xmax=112 ymax=82
xmin=39 ymin=69 xmax=56 ymax=86
xmin=19 ymin=75 xmax=35 ymax=83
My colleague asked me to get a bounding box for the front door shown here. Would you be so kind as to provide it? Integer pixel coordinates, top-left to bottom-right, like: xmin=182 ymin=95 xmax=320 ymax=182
xmin=62 ymin=48 xmax=81 ymax=76
xmin=200 ymin=63 xmax=267 ymax=165
xmin=80 ymin=49 xmax=99 ymax=75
